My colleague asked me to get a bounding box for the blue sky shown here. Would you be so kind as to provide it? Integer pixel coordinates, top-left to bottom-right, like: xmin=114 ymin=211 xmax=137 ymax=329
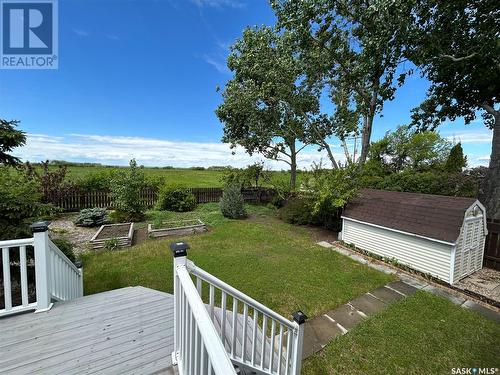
xmin=0 ymin=0 xmax=492 ymax=169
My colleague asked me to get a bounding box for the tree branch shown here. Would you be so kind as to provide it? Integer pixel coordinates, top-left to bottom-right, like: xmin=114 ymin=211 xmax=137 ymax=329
xmin=440 ymin=53 xmax=477 ymax=62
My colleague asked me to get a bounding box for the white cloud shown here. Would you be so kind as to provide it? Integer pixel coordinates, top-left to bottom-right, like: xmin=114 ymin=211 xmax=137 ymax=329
xmin=73 ymin=28 xmax=90 ymax=37
xmin=14 ymin=133 xmax=342 ymax=170
xmin=202 ymin=54 xmax=229 ymax=74
xmin=442 ymin=129 xmax=493 ymax=144
xmin=105 ymin=34 xmax=120 ymax=41
xmin=190 ymin=0 xmax=245 ymax=8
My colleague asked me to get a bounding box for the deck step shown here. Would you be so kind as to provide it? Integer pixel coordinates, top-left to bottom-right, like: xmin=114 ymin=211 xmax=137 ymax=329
xmin=209 ymin=306 xmax=286 ymax=374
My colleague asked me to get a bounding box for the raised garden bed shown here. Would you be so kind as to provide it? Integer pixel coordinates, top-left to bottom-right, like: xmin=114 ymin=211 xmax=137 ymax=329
xmin=148 ymin=219 xmax=207 ymax=238
xmin=90 ymin=223 xmax=134 ymax=250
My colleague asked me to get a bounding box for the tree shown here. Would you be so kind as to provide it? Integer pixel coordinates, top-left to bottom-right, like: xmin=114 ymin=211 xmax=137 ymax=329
xmin=367 ymin=125 xmax=451 ymax=173
xmin=216 ymin=27 xmax=339 ymax=190
xmin=271 ymin=0 xmax=416 ymax=163
xmin=110 ymin=159 xmax=146 ymax=221
xmin=0 ymin=119 xmax=26 ymax=166
xmin=408 ymin=0 xmax=500 ymax=218
xmin=25 ymin=160 xmax=75 ymax=204
xmin=445 ymin=143 xmax=467 ymax=173
xmin=0 ymin=167 xmax=55 ymax=240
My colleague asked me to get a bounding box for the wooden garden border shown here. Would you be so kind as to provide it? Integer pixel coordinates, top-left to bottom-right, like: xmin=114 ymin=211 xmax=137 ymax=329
xmin=90 ymin=223 xmax=134 ymax=249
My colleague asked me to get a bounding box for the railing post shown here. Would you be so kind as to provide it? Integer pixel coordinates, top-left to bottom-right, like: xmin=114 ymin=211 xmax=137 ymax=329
xmin=75 ymin=260 xmax=84 ymax=297
xmin=31 ymin=221 xmax=53 ymax=313
xmin=170 ymin=241 xmax=189 ymax=366
xmin=291 ymin=310 xmax=308 ymax=375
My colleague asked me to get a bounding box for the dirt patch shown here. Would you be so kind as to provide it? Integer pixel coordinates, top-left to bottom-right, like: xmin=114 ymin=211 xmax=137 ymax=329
xmin=97 ymin=224 xmax=131 ymax=239
xmin=455 ymin=268 xmax=500 ymax=303
xmin=49 ymin=214 xmax=97 ymax=256
xmin=132 ymin=228 xmax=148 ymax=246
xmin=305 ymin=225 xmax=339 ymax=243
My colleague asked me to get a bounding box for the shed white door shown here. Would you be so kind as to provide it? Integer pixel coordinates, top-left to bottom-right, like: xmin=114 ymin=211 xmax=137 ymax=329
xmin=459 ymin=217 xmax=483 ymax=278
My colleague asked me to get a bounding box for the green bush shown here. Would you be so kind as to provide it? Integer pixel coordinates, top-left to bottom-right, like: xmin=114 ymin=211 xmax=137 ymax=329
xmin=51 ymin=237 xmax=76 ymax=263
xmin=220 ymin=184 xmax=246 ymax=219
xmin=74 ymin=207 xmax=109 ymax=227
xmin=156 ymin=185 xmax=197 ymax=212
xmin=278 ymin=197 xmax=313 ymax=225
xmin=0 ymin=167 xmax=56 ymax=240
xmin=110 ymin=159 xmax=146 ymax=221
xmin=75 ymin=170 xmax=115 ymax=191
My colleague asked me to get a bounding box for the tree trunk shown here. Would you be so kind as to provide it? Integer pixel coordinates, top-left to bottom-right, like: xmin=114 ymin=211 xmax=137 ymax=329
xmin=359 ymin=88 xmax=378 ymax=164
xmin=479 ymin=107 xmax=500 ymax=220
xmin=359 ymin=113 xmax=373 ymax=164
xmin=289 ymin=141 xmax=297 ymax=191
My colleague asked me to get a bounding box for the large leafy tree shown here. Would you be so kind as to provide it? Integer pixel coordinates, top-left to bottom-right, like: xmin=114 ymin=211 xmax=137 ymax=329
xmin=271 ymin=0 xmax=416 ymax=164
xmin=0 ymin=119 xmax=26 ymax=166
xmin=216 ymin=27 xmax=329 ymax=190
xmin=408 ymin=0 xmax=500 ymax=218
xmin=367 ymin=125 xmax=451 ymax=173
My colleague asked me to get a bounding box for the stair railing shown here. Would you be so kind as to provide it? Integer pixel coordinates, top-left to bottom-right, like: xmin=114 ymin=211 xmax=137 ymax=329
xmin=171 ymin=242 xmax=306 ymax=375
xmin=0 ymin=221 xmax=83 ymax=317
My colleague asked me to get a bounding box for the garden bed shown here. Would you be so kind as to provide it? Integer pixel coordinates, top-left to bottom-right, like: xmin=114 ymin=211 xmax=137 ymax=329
xmin=147 ymin=219 xmax=207 ymax=238
xmin=90 ymin=223 xmax=134 ymax=249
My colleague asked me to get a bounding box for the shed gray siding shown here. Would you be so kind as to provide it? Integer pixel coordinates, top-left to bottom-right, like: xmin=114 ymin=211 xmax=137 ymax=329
xmin=342 ymin=218 xmax=454 ymax=283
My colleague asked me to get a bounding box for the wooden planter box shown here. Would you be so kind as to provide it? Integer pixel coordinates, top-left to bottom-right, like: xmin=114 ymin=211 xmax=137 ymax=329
xmin=90 ymin=223 xmax=134 ymax=250
xmin=148 ymin=219 xmax=207 ymax=238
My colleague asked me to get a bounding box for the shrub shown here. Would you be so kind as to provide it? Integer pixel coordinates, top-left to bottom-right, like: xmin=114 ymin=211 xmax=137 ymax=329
xmin=110 ymin=159 xmax=146 ymax=221
xmin=74 ymin=208 xmax=109 ymax=227
xmin=24 ymin=160 xmax=76 ymax=204
xmin=75 ymin=170 xmax=115 ymax=191
xmin=278 ymin=197 xmax=313 ymax=225
xmin=0 ymin=167 xmax=56 ymax=240
xmin=51 ymin=237 xmax=76 ymax=263
xmin=156 ymin=185 xmax=197 ymax=212
xmin=104 ymin=238 xmax=119 ymax=251
xmin=220 ymin=184 xmax=246 ymax=219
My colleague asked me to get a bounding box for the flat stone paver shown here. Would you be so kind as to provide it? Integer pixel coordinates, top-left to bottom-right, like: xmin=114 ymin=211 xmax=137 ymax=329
xmin=302 ymin=317 xmax=343 ymax=358
xmin=461 ymin=300 xmax=500 ymax=323
xmin=398 ymin=274 xmax=429 ymax=289
xmin=350 ymin=293 xmax=387 ymax=316
xmin=370 ymin=286 xmax=405 ymax=303
xmin=423 ymin=285 xmax=466 ymax=305
xmin=326 ymin=304 xmax=365 ymax=330
xmin=387 ymin=281 xmax=418 ymax=296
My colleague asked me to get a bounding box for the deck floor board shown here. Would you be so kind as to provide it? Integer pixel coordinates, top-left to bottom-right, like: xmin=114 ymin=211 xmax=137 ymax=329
xmin=0 ymin=287 xmax=175 ymax=375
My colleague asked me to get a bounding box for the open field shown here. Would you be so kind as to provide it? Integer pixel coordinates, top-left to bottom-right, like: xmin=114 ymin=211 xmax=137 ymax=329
xmin=42 ymin=164 xmax=303 ymax=187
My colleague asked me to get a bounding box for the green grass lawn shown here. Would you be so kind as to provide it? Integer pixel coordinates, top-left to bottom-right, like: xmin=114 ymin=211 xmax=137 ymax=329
xmin=303 ymin=291 xmax=500 ymax=374
xmin=80 ymin=204 xmax=499 ymax=373
xmin=81 ymin=204 xmax=393 ymax=317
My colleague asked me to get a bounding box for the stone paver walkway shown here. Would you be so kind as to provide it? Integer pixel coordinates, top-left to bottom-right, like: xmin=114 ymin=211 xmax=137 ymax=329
xmin=301 ymin=241 xmax=500 ymax=359
xmin=301 ymin=279 xmax=418 ymax=358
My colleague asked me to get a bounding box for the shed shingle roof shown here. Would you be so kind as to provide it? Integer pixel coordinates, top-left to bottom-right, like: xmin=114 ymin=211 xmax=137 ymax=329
xmin=342 ymin=189 xmax=477 ymax=243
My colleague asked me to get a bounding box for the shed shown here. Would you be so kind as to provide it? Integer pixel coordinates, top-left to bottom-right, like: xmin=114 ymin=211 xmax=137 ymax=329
xmin=339 ymin=189 xmax=488 ymax=284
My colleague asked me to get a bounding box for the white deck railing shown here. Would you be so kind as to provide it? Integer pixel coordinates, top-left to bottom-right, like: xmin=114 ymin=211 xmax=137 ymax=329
xmin=0 ymin=222 xmax=83 ymax=317
xmin=171 ymin=242 xmax=306 ymax=375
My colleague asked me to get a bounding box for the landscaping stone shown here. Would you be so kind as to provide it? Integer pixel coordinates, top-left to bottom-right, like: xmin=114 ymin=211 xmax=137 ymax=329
xmin=387 ymin=281 xmax=418 ymax=296
xmin=326 ymin=304 xmax=365 ymax=330
xmin=461 ymin=300 xmax=500 ymax=323
xmin=350 ymin=293 xmax=387 ymax=316
xmin=398 ymin=274 xmax=429 ymax=289
xmin=316 ymin=241 xmax=334 ymax=248
xmin=370 ymin=286 xmax=405 ymax=303
xmin=423 ymin=285 xmax=466 ymax=305
xmin=301 ymin=316 xmax=343 ymax=358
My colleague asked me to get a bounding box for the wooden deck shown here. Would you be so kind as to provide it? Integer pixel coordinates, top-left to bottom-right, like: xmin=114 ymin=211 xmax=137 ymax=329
xmin=0 ymin=286 xmax=175 ymax=375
